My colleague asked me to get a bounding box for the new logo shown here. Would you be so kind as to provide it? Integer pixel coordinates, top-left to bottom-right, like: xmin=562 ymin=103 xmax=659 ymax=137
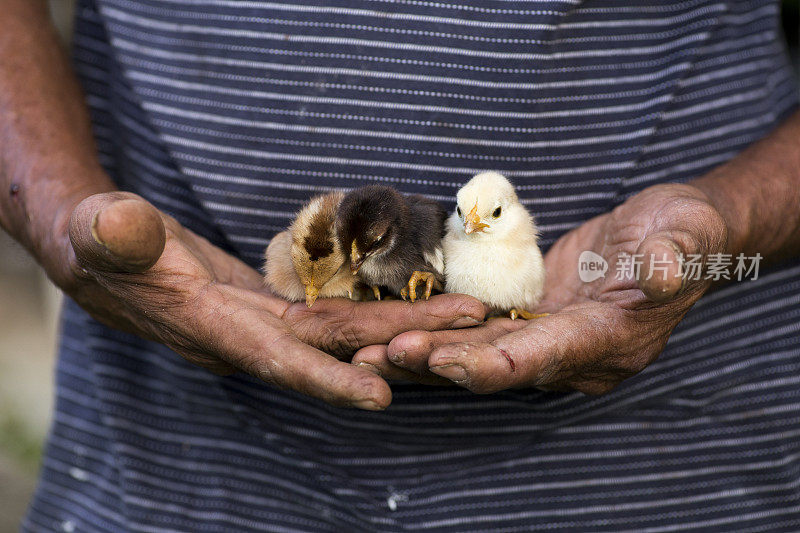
xmin=578 ymin=251 xmax=608 ymax=283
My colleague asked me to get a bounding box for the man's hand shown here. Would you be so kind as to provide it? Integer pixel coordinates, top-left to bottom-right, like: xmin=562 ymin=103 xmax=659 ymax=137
xmin=353 ymin=183 xmax=727 ymax=394
xmin=65 ymin=192 xmax=485 ymax=409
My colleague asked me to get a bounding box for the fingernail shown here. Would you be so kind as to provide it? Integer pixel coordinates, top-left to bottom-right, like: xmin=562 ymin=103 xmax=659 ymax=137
xmin=356 ymin=362 xmax=382 ymax=376
xmin=389 ymin=351 xmax=405 ymax=364
xmin=430 ymin=364 xmax=467 ymax=382
xmin=352 ymin=399 xmax=384 ymax=411
xmin=451 ymin=317 xmax=482 ymax=328
xmin=90 ymin=212 xmax=108 ymax=247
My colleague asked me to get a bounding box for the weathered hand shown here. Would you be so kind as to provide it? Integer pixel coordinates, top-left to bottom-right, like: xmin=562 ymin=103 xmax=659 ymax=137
xmin=353 ymin=183 xmax=728 ymax=394
xmin=63 ymin=193 xmax=484 ymax=409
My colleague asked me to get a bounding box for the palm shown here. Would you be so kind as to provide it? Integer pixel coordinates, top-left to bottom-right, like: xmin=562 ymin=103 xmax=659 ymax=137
xmin=538 ymin=189 xmax=668 ymax=312
xmin=539 ymin=215 xmax=614 ymax=310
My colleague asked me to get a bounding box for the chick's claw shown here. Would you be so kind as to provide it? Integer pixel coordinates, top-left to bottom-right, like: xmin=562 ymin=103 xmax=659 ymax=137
xmin=403 ymin=270 xmax=436 ymax=302
xmin=509 ymin=309 xmax=549 ymax=321
xmin=372 ymin=285 xmax=382 ymax=301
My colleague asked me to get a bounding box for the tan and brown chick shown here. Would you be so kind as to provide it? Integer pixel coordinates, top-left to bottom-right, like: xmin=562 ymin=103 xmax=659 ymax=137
xmin=265 ymin=191 xmax=364 ymax=307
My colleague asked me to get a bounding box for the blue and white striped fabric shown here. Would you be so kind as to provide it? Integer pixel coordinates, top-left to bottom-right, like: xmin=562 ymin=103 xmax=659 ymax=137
xmin=24 ymin=0 xmax=800 ymax=531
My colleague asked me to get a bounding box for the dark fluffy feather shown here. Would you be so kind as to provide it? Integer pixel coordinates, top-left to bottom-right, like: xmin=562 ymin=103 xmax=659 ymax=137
xmin=301 ymin=197 xmax=337 ymax=262
xmin=336 ymin=185 xmax=446 ymax=295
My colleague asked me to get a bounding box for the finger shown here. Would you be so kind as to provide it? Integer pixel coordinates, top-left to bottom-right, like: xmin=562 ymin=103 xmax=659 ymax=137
xmin=284 ymin=293 xmax=486 ymax=355
xmin=69 ymin=192 xmax=166 ymax=274
xmin=635 ymin=234 xmax=684 ymax=302
xmin=352 ymin=345 xmax=452 ymax=386
xmin=254 ymin=331 xmax=393 ymax=410
xmin=201 ymin=286 xmax=392 ymax=410
xmin=428 ymin=306 xmax=617 ymax=394
xmin=386 ymin=318 xmax=527 ymax=374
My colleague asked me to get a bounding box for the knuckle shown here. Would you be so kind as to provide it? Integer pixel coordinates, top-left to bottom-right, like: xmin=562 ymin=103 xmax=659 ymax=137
xmin=666 ymin=197 xmax=727 ymax=254
xmin=407 ymin=301 xmax=425 ymax=325
xmin=624 ymin=184 xmax=728 ymax=255
xmin=237 ymin=333 xmax=294 ymax=387
xmin=288 ymin=303 xmax=362 ymax=358
xmin=260 ymin=330 xmax=296 ymax=355
xmin=254 ymin=358 xmax=290 ymax=390
xmin=412 ymin=295 xmax=482 ymax=327
xmin=583 ymin=313 xmax=619 ymax=353
xmin=322 ymin=327 xmax=362 ymax=359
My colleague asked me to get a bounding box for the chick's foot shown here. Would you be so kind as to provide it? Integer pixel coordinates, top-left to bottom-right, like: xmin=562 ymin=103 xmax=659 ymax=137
xmin=402 ymin=271 xmax=436 ymax=302
xmin=372 ymin=285 xmax=382 ymax=301
xmin=509 ymin=309 xmax=549 ymax=321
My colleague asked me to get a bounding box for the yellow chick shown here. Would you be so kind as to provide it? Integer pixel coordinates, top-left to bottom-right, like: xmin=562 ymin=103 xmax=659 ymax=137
xmin=443 ymin=172 xmax=546 ymax=319
xmin=265 ymin=192 xmax=362 ymax=307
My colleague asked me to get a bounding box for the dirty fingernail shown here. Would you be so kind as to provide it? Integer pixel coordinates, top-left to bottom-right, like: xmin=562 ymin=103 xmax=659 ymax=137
xmin=430 ymin=364 xmax=467 ymax=382
xmin=451 ymin=317 xmax=482 ymax=328
xmin=389 ymin=351 xmax=406 ymax=364
xmin=356 ymin=362 xmax=382 ymax=376
xmin=352 ymin=399 xmax=384 ymax=411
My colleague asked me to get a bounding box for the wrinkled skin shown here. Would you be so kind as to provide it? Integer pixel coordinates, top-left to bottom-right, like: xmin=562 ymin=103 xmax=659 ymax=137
xmin=64 ymin=192 xmax=486 ymax=410
xmin=353 ymin=183 xmax=728 ymax=395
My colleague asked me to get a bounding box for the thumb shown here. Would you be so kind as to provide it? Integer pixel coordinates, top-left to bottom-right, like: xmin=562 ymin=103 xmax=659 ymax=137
xmin=69 ymin=192 xmax=166 ymax=273
xmin=635 ymin=233 xmax=686 ymax=302
xmin=634 ymin=196 xmax=727 ymax=303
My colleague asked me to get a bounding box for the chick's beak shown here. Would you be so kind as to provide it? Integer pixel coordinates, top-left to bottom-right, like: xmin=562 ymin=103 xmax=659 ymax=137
xmin=464 ymin=202 xmax=490 ymax=234
xmin=350 ymin=240 xmax=364 ymax=274
xmin=304 ymin=284 xmax=319 ymax=308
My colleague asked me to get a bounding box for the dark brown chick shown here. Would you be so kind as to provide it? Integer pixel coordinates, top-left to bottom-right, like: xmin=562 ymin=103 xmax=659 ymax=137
xmin=335 ymin=185 xmax=447 ymax=301
xmin=265 ymin=192 xmax=362 ymax=307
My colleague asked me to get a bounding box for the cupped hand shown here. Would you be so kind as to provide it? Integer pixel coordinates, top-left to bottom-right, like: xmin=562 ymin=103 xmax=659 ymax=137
xmin=353 ymin=183 xmax=728 ymax=394
xmin=62 ymin=192 xmax=485 ymax=409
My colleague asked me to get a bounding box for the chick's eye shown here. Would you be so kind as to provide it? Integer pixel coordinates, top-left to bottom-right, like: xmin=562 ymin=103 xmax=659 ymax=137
xmin=456 ymin=206 xmax=462 ymax=217
xmin=493 ymin=206 xmax=502 ymax=218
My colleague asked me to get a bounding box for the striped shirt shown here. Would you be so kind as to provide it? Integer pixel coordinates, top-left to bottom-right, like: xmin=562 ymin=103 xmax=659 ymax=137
xmin=24 ymin=0 xmax=800 ymax=531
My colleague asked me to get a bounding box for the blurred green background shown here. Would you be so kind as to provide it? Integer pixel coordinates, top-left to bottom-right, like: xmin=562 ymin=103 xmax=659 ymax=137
xmin=0 ymin=1 xmax=797 ymax=532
